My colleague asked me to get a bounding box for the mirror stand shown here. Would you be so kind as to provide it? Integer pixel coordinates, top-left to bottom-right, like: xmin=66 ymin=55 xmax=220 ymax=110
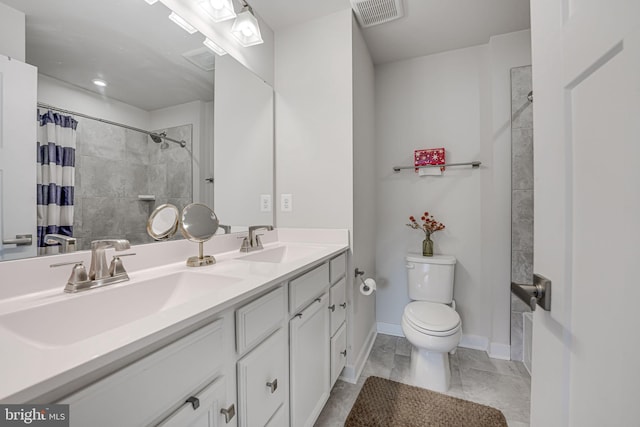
xmin=187 ymin=242 xmax=215 ymax=267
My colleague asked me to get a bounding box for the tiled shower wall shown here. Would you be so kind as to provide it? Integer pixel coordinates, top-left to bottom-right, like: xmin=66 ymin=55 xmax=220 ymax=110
xmin=510 ymin=66 xmax=533 ymax=361
xmin=74 ymin=120 xmax=193 ymax=250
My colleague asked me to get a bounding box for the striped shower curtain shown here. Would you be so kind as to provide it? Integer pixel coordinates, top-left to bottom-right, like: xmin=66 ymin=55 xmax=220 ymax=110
xmin=37 ymin=110 xmax=77 ymax=253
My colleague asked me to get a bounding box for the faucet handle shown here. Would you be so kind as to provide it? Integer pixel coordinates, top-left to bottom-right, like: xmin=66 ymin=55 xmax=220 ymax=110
xmin=91 ymin=239 xmax=131 ymax=251
xmin=109 ymin=253 xmax=136 ymax=277
xmin=51 ymin=261 xmax=88 ymax=286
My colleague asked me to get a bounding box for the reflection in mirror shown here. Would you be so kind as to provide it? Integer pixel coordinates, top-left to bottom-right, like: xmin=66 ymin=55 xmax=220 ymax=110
xmin=147 ymin=204 xmax=180 ymax=241
xmin=180 ymin=203 xmax=219 ymax=267
xmin=0 ymin=0 xmax=274 ymax=262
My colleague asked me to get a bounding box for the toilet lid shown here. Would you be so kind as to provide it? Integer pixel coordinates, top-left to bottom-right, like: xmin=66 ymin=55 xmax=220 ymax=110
xmin=404 ymin=301 xmax=461 ymax=334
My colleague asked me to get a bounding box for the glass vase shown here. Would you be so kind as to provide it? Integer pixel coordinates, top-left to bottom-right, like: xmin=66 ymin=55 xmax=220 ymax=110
xmin=422 ymin=236 xmax=434 ymax=257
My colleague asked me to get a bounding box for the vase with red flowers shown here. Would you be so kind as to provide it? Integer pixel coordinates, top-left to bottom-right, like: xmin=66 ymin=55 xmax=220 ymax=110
xmin=406 ymin=211 xmax=445 ymax=257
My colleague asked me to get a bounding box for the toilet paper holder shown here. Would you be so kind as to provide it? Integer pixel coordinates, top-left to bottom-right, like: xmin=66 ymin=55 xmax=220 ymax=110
xmin=355 ymin=268 xmax=370 ymax=291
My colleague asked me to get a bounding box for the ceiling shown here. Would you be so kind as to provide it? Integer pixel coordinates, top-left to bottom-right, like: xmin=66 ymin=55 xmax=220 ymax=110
xmin=250 ymin=0 xmax=531 ymax=64
xmin=3 ymin=0 xmax=214 ymax=111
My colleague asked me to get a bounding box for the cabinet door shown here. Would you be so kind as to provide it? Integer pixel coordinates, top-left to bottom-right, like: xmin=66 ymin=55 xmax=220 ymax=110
xmin=329 ymin=277 xmax=346 ymax=336
xmin=330 ymin=323 xmax=347 ymax=387
xmin=290 ymin=293 xmax=330 ymax=427
xmin=159 ymin=376 xmax=233 ymax=427
xmin=237 ymin=329 xmax=287 ymax=427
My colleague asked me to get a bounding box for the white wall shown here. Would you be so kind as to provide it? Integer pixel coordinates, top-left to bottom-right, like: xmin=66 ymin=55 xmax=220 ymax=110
xmin=375 ymin=45 xmax=488 ymax=342
xmin=214 ymin=54 xmax=273 ymax=227
xmin=275 ymin=9 xmax=353 ymax=230
xmin=275 ymin=9 xmax=377 ymax=379
xmin=350 ymin=16 xmax=377 ymax=377
xmin=374 ymin=30 xmax=531 ymax=357
xmin=0 ymin=2 xmax=25 ymax=61
xmin=38 ymin=75 xmax=151 ymax=130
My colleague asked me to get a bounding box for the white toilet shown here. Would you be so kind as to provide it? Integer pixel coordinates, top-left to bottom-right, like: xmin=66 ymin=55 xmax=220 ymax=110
xmin=401 ymin=253 xmax=461 ymax=392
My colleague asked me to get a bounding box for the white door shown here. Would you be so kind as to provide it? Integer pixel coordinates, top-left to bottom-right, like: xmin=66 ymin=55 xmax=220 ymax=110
xmin=0 ymin=55 xmax=37 ymax=260
xmin=530 ymin=1 xmax=640 ymax=425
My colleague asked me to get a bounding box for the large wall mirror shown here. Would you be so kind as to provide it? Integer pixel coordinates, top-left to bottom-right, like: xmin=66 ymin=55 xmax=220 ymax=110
xmin=0 ymin=0 xmax=273 ymax=262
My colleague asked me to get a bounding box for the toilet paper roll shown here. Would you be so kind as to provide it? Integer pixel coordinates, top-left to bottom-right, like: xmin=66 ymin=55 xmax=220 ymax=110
xmin=360 ymin=278 xmax=377 ymax=296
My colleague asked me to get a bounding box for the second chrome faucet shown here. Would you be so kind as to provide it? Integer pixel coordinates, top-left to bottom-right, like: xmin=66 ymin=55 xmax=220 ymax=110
xmin=240 ymin=225 xmax=274 ymax=253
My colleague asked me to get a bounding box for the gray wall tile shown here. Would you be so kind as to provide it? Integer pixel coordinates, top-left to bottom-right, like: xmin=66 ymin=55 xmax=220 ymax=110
xmin=512 ymin=128 xmax=534 ymax=190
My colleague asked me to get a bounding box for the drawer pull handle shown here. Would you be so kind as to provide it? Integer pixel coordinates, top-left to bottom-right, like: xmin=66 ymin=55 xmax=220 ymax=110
xmin=340 ymin=302 xmax=347 ymax=309
xmin=186 ymin=396 xmax=200 ymax=410
xmin=266 ymin=379 xmax=278 ymax=393
xmin=220 ymin=404 xmax=236 ymax=423
xmin=341 ymin=349 xmax=347 ymax=356
xmin=315 ymin=297 xmax=322 ymax=303
xmin=328 ymin=304 xmax=336 ymax=312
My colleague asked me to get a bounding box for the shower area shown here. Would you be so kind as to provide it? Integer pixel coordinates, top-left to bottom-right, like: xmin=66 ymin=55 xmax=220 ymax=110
xmin=68 ymin=112 xmax=193 ymax=250
xmin=510 ymin=65 xmax=533 ymax=370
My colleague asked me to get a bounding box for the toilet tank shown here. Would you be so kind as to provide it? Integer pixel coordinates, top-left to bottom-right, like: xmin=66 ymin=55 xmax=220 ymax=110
xmin=405 ymin=253 xmax=456 ymax=303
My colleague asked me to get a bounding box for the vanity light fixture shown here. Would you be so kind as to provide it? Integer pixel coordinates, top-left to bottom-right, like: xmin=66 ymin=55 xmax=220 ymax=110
xmin=198 ymin=0 xmax=236 ymax=22
xmin=169 ymin=11 xmax=198 ymax=34
xmin=231 ymin=2 xmax=263 ymax=47
xmin=144 ymin=0 xmax=158 ymax=4
xmin=203 ymin=38 xmax=227 ymax=56
xmin=92 ymin=78 xmax=107 ymax=87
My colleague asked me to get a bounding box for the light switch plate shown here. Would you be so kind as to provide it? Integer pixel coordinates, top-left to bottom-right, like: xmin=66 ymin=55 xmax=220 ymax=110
xmin=281 ymin=194 xmax=292 ymax=212
xmin=260 ymin=195 xmax=272 ymax=212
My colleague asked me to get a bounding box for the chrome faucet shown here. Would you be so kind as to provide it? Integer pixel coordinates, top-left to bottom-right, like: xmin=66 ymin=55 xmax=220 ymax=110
xmin=51 ymin=239 xmax=135 ymax=293
xmin=44 ymin=233 xmax=77 ymax=253
xmin=240 ymin=225 xmax=274 ymax=252
xmin=89 ymin=239 xmax=131 ymax=280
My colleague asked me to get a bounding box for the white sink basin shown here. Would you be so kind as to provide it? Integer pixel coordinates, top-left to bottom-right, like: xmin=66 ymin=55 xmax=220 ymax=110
xmin=238 ymin=245 xmax=325 ymax=264
xmin=0 ymin=271 xmax=241 ymax=347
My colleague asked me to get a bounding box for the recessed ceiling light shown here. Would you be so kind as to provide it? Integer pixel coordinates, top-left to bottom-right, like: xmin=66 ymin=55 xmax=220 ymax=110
xmin=92 ymin=79 xmax=107 ymax=87
xmin=198 ymin=0 xmax=236 ymax=23
xmin=144 ymin=0 xmax=158 ymax=4
xmin=203 ymin=38 xmax=227 ymax=56
xmin=169 ymin=12 xmax=198 ymax=34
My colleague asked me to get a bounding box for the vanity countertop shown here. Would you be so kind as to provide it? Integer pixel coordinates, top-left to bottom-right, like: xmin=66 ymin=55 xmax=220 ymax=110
xmin=0 ymin=229 xmax=349 ymax=402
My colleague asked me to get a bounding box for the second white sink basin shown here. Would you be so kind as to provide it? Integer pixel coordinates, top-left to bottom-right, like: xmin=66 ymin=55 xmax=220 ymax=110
xmin=0 ymin=271 xmax=241 ymax=347
xmin=238 ymin=245 xmax=325 ymax=264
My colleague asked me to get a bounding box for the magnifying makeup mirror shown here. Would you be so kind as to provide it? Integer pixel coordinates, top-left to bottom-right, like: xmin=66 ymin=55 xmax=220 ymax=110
xmin=180 ymin=203 xmax=219 ymax=267
xmin=146 ymin=204 xmax=180 ymax=241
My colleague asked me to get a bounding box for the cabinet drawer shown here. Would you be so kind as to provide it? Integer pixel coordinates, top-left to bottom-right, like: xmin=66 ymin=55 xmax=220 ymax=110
xmin=329 ymin=277 xmax=347 ymax=336
xmin=330 ymin=323 xmax=347 ymax=387
xmin=237 ymin=329 xmax=287 ymax=427
xmin=289 ymin=263 xmax=329 ymax=314
xmin=236 ymin=286 xmax=285 ymax=355
xmin=61 ymin=319 xmax=225 ymax=427
xmin=330 ymin=253 xmax=346 ymax=283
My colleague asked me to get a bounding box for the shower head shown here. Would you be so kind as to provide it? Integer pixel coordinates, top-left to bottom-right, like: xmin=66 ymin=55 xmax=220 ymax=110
xmin=150 ymin=132 xmax=166 ymax=143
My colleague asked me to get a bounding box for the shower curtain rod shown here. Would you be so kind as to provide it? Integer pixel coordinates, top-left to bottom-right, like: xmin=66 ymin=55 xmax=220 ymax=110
xmin=37 ymin=102 xmax=187 ymax=147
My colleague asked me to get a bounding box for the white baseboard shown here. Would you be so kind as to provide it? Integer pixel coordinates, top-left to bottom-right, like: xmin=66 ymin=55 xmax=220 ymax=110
xmin=340 ymin=325 xmax=377 ymax=384
xmin=375 ymin=324 xmax=510 ymax=361
xmin=488 ymin=342 xmax=511 ymax=360
xmin=376 ymin=322 xmax=404 ymax=337
xmin=459 ymin=334 xmax=489 ymax=351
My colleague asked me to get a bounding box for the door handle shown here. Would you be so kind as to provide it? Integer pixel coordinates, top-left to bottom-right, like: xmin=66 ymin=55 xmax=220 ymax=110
xmin=3 ymin=234 xmax=32 ymax=246
xmin=511 ymin=274 xmax=552 ymax=311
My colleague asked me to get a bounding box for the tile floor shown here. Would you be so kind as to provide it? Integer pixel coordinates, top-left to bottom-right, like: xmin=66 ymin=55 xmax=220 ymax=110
xmin=314 ymin=334 xmax=531 ymax=427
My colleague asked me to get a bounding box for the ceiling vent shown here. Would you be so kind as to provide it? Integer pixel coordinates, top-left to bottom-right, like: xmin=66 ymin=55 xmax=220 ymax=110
xmin=183 ymin=47 xmax=216 ymax=72
xmin=350 ymin=0 xmax=404 ymax=28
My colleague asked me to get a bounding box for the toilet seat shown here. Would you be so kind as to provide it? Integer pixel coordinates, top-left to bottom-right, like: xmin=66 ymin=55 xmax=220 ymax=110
xmin=403 ymin=301 xmax=461 ymax=337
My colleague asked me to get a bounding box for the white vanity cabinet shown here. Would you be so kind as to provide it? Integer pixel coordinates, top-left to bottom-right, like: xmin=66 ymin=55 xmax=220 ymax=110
xmin=289 ymin=293 xmax=330 ymax=427
xmin=60 ymin=319 xmax=236 ymax=427
xmin=329 ymin=254 xmax=347 ymax=386
xmin=235 ymin=287 xmax=288 ymax=427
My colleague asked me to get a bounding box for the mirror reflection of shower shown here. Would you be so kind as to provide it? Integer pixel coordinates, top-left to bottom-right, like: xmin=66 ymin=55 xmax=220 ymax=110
xmin=150 ymin=131 xmax=187 ymax=149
